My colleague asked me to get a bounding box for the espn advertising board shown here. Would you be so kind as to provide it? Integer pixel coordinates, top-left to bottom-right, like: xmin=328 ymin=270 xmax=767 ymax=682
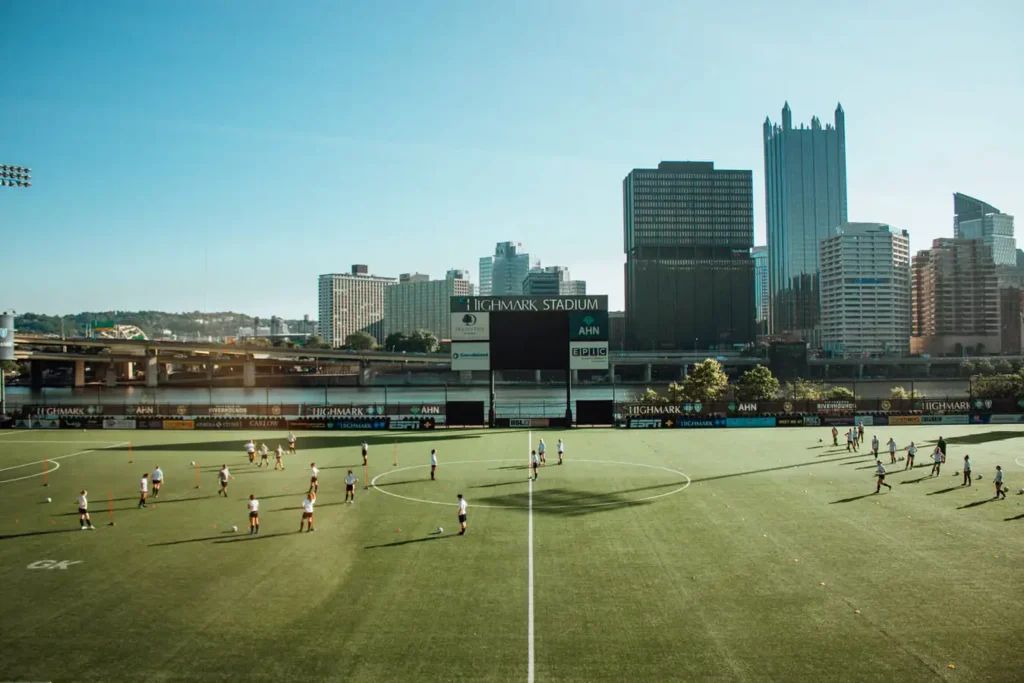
xmin=450 ymin=312 xmax=489 ymax=340
xmin=569 ymin=341 xmax=609 ymax=370
xmin=451 ymin=342 xmax=490 ymax=370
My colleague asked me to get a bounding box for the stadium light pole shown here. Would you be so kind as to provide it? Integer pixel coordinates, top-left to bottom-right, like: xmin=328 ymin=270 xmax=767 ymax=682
xmin=0 ymin=164 xmax=31 ymax=190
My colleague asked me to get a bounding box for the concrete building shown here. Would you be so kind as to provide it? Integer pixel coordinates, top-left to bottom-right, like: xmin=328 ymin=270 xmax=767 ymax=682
xmin=763 ymin=103 xmax=848 ymax=344
xmin=478 ymin=256 xmax=493 ymax=296
xmin=953 ymin=192 xmax=1016 ymax=267
xmin=819 ymin=223 xmax=911 ymax=356
xmin=609 ymin=311 xmax=626 ymax=351
xmin=624 ymin=161 xmax=756 ymax=350
xmin=751 ymin=245 xmax=769 ymax=332
xmin=522 ymin=265 xmax=587 ymax=296
xmin=382 ymin=270 xmax=474 ymax=342
xmin=317 ymin=265 xmax=396 ymax=347
xmin=911 ymin=239 xmax=1000 ymax=356
xmin=489 ymin=241 xmax=539 ymax=295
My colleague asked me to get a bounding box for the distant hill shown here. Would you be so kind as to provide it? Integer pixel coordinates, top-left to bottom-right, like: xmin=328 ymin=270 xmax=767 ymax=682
xmin=13 ymin=311 xmax=317 ymax=340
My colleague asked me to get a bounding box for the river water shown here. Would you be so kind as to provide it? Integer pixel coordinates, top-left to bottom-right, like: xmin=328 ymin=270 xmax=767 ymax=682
xmin=6 ymin=379 xmax=971 ymax=414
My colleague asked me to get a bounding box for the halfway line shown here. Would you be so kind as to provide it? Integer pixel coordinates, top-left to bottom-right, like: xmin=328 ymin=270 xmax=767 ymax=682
xmin=527 ymin=430 xmax=535 ymax=683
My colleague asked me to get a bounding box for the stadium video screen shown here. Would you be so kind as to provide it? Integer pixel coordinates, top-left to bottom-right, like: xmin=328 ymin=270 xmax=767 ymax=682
xmin=490 ymin=311 xmax=570 ymax=370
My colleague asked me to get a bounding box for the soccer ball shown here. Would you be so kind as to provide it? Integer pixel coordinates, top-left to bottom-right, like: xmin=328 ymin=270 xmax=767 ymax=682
xmin=190 ymin=461 xmax=196 ymax=467
xmin=1017 ymin=488 xmax=1024 ymax=495
xmin=953 ymin=472 xmax=959 ymax=477
xmin=231 ymin=525 xmax=238 ymax=532
xmin=898 ymin=456 xmax=905 ymax=461
xmin=437 ymin=526 xmax=443 ymax=534
xmin=976 ymin=474 xmax=983 ymax=480
xmin=45 ymin=497 xmax=51 ymax=503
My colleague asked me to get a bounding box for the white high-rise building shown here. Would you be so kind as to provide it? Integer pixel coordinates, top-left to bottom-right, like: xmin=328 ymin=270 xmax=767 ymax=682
xmin=489 ymin=241 xmax=538 ymax=295
xmin=383 ymin=270 xmax=474 ymax=342
xmin=819 ymin=223 xmax=911 ymax=356
xmin=317 ymin=265 xmax=397 ymax=347
xmin=751 ymin=246 xmax=769 ymax=327
xmin=522 ymin=265 xmax=587 ymax=296
xmin=478 ymin=257 xmax=493 ymax=296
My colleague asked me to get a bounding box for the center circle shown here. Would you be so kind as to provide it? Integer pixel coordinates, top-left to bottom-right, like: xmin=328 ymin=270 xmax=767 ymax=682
xmin=370 ymin=459 xmax=691 ymax=509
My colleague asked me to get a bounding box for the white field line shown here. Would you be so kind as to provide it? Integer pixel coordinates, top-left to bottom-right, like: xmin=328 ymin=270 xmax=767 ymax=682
xmin=0 ymin=441 xmax=129 ymax=484
xmin=0 ymin=440 xmax=124 ymax=445
xmin=528 ymin=430 xmax=535 ymax=683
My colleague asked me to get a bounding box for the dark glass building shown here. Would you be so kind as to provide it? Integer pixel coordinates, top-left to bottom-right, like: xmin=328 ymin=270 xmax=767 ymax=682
xmin=763 ymin=102 xmax=848 ymax=345
xmin=623 ymin=161 xmax=755 ymax=350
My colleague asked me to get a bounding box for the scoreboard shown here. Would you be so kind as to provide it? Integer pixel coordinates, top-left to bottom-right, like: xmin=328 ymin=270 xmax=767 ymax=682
xmin=450 ymin=296 xmax=609 ymax=372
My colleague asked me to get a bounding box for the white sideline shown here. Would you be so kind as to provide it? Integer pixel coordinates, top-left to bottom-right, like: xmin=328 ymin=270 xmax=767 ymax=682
xmin=0 ymin=441 xmax=130 ymax=484
xmin=527 ymin=430 xmax=535 ymax=683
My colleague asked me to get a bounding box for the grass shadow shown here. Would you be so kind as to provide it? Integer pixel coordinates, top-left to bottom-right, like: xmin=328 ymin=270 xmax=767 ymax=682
xmin=469 ymin=480 xmax=527 ymax=490
xmin=927 ymin=487 xmax=962 ymax=495
xmin=364 ymin=535 xmax=448 ymax=550
xmin=900 ymin=475 xmax=934 ymax=485
xmin=945 ymin=431 xmax=1024 ymax=447
xmin=0 ymin=528 xmax=84 ymax=541
xmin=829 ymin=493 xmax=878 ymax=504
xmin=959 ymin=498 xmax=996 ymax=510
xmin=476 ymin=487 xmax=652 ymax=516
xmin=213 ymin=532 xmax=293 ymax=543
xmin=1004 ymin=513 xmax=1024 ymax=521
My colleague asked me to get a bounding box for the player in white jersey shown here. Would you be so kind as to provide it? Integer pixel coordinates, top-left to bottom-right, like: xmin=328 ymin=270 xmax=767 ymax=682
xmin=538 ymin=439 xmax=546 ymax=465
xmin=258 ymin=443 xmax=270 ymax=468
xmin=456 ymin=494 xmax=468 ymax=535
xmin=309 ymin=463 xmax=319 ymax=493
xmin=217 ymin=465 xmax=233 ymax=497
xmin=905 ymin=442 xmax=917 ymax=470
xmin=247 ymin=494 xmax=260 ymax=535
xmin=138 ymin=473 xmax=149 ymax=508
xmin=845 ymin=429 xmax=854 ymax=452
xmin=531 ymin=450 xmax=540 ymax=481
xmin=361 ymin=442 xmax=369 ymax=467
xmin=887 ymin=437 xmax=897 ymax=464
xmin=78 ymin=490 xmax=95 ymax=530
xmin=930 ymin=447 xmax=943 ymax=477
xmin=299 ymin=492 xmax=316 ymax=532
xmin=274 ymin=444 xmax=285 ymax=470
xmin=345 ymin=470 xmax=358 ymax=503
xmin=246 ymin=440 xmax=256 ymax=464
xmin=430 ymin=450 xmax=438 ymax=481
xmin=962 ymin=455 xmax=972 ymax=487
xmin=288 ymin=432 xmax=296 ymax=453
xmin=151 ymin=465 xmax=164 ymax=497
xmin=874 ymin=461 xmax=892 ymax=494
xmin=557 ymin=439 xmax=564 ymax=465
xmin=994 ymin=466 xmax=1007 ymax=500
xmin=870 ymin=436 xmax=879 ymax=458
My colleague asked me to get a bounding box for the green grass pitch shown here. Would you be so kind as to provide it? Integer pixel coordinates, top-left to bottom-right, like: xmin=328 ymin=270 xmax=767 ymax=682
xmin=1 ymin=426 xmax=1022 ymax=682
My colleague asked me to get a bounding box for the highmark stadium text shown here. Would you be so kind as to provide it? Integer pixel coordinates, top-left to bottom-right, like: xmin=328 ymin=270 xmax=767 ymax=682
xmin=452 ymin=296 xmax=608 ymax=312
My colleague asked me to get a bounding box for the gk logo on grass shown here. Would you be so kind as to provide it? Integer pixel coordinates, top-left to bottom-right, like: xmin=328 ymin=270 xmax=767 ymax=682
xmin=27 ymin=560 xmax=82 ymax=570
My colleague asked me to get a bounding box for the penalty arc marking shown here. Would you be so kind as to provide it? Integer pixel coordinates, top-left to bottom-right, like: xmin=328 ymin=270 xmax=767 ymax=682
xmin=0 ymin=443 xmax=130 ymax=484
xmin=370 ymin=459 xmax=691 ymax=509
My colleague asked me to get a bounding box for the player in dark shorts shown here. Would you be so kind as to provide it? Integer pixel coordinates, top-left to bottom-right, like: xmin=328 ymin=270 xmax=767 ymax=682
xmin=248 ymin=494 xmax=260 ymax=535
xmin=345 ymin=470 xmax=357 ymax=503
xmin=874 ymin=460 xmax=892 ymax=494
xmin=362 ymin=442 xmax=368 ymax=467
xmin=457 ymin=494 xmax=467 ymax=535
xmin=937 ymin=436 xmax=947 ymax=464
xmin=309 ymin=463 xmax=319 ymax=493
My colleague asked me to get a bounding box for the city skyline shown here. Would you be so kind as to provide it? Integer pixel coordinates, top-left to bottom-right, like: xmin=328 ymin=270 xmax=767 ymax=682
xmin=2 ymin=2 xmax=1022 ymax=318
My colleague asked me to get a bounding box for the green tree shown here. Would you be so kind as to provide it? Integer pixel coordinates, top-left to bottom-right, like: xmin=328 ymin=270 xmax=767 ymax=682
xmin=681 ymin=359 xmax=729 ymax=402
xmin=407 ymin=329 xmax=440 ymax=353
xmin=1 ymin=360 xmax=19 ymax=375
xmin=735 ymin=364 xmax=780 ymax=401
xmin=637 ymin=388 xmax=667 ymax=404
xmin=785 ymin=379 xmax=823 ymax=400
xmin=889 ymin=385 xmax=925 ymax=400
xmin=384 ymin=332 xmax=408 ymax=352
xmin=972 ymin=374 xmax=1024 ymax=399
xmin=825 ymin=386 xmax=855 ymax=400
xmin=243 ymin=337 xmax=273 ymax=348
xmin=666 ymin=381 xmax=686 ymax=404
xmin=959 ymin=360 xmax=976 ymax=376
xmin=304 ymin=334 xmax=331 ymax=350
xmin=976 ymin=359 xmax=995 ymax=376
xmin=344 ymin=331 xmax=378 ymax=351
xmin=994 ymin=359 xmax=1013 ymax=374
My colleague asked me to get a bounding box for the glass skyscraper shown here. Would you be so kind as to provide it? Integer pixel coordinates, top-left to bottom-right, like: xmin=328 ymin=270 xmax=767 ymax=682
xmin=763 ymin=102 xmax=848 ymax=344
xmin=623 ymin=161 xmax=756 ymax=350
xmin=953 ymin=192 xmax=1016 ymax=267
xmin=751 ymin=246 xmax=769 ymax=331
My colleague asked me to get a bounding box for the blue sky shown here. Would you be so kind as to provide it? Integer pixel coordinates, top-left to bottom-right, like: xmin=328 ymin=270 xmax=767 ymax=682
xmin=2 ymin=0 xmax=1021 ymax=318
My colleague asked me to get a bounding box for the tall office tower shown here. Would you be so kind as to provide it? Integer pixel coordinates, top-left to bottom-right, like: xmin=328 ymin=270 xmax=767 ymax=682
xmin=953 ymin=192 xmax=1016 ymax=267
xmin=911 ymin=239 xmax=1000 ymax=355
xmin=623 ymin=161 xmax=756 ymax=350
xmin=522 ymin=265 xmax=587 ymax=296
xmin=763 ymin=102 xmax=848 ymax=344
xmin=317 ymin=265 xmax=396 ymax=347
xmin=478 ymin=256 xmax=493 ymax=296
xmin=489 ymin=241 xmax=538 ymax=295
xmin=819 ymin=223 xmax=911 ymax=356
xmin=751 ymin=246 xmax=769 ymax=331
xmin=383 ymin=270 xmax=474 ymax=342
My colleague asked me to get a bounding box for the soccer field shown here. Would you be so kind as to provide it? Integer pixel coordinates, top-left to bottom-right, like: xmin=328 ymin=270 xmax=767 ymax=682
xmin=0 ymin=426 xmax=1022 ymax=683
